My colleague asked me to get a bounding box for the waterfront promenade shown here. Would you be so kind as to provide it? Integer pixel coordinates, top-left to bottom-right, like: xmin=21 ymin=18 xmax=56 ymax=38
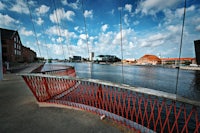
xmin=0 ymin=63 xmax=128 ymax=133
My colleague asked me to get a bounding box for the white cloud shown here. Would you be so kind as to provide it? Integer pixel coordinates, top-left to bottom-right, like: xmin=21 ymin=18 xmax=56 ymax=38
xmin=167 ymin=25 xmax=181 ymax=33
xmin=35 ymin=5 xmax=50 ymax=16
xmin=0 ymin=1 xmax=6 ymax=10
xmin=0 ymin=13 xmax=17 ymax=27
xmin=90 ymin=28 xmax=137 ymax=58
xmin=10 ymin=0 xmax=29 ymax=14
xmin=46 ymin=26 xmax=77 ymax=39
xmin=84 ymin=10 xmax=93 ymax=18
xmin=74 ymin=26 xmax=79 ymax=31
xmin=136 ymin=0 xmax=181 ymax=15
xmin=53 ymin=44 xmax=64 ymax=55
xmin=19 ymin=27 xmax=34 ymax=36
xmin=65 ymin=10 xmax=75 ymax=21
xmin=133 ymin=21 xmax=139 ymax=25
xmin=163 ymin=5 xmax=197 ymax=27
xmin=124 ymin=14 xmax=129 ymax=26
xmin=79 ymin=34 xmax=87 ymax=40
xmin=49 ymin=8 xmax=75 ymax=23
xmin=44 ymin=28 xmax=138 ymax=59
xmin=45 ymin=43 xmax=71 ymax=59
xmin=196 ymin=25 xmax=200 ymax=31
xmin=101 ymin=24 xmax=108 ymax=32
xmin=140 ymin=33 xmax=167 ymax=47
xmin=34 ymin=17 xmax=44 ymax=25
xmin=56 ymin=37 xmax=64 ymax=43
xmin=187 ymin=5 xmax=195 ymax=12
xmin=175 ymin=5 xmax=196 ymax=18
xmin=61 ymin=0 xmax=80 ymax=9
xmin=125 ymin=4 xmax=132 ymax=13
xmin=51 ymin=37 xmax=56 ymax=42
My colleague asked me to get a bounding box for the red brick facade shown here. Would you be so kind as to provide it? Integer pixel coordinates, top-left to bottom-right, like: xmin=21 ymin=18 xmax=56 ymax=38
xmin=1 ymin=28 xmax=36 ymax=63
xmin=22 ymin=46 xmax=36 ymax=63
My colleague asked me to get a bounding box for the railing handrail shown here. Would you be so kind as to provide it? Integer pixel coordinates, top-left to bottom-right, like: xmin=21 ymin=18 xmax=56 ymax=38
xmin=39 ymin=66 xmax=74 ymax=73
xmin=41 ymin=68 xmax=73 ymax=73
xmin=18 ymin=73 xmax=200 ymax=107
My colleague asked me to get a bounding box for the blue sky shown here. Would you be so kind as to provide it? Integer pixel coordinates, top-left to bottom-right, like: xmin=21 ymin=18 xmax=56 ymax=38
xmin=0 ymin=0 xmax=200 ymax=60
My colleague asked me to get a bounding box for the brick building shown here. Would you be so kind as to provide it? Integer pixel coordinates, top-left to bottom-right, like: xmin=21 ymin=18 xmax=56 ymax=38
xmin=0 ymin=28 xmax=36 ymax=63
xmin=161 ymin=58 xmax=195 ymax=65
xmin=22 ymin=46 xmax=36 ymax=63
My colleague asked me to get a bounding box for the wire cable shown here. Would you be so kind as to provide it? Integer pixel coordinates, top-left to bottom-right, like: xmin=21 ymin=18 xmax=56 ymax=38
xmin=81 ymin=0 xmax=90 ymax=58
xmin=175 ymin=0 xmax=186 ymax=95
xmin=120 ymin=2 xmax=124 ymax=83
xmin=52 ymin=0 xmax=66 ymax=60
xmin=26 ymin=0 xmax=41 ymax=57
xmin=81 ymin=0 xmax=92 ymax=79
xmin=35 ymin=0 xmax=49 ymax=61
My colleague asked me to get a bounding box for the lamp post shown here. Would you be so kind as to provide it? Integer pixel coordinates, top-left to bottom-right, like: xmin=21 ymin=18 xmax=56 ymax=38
xmin=0 ymin=29 xmax=3 ymax=80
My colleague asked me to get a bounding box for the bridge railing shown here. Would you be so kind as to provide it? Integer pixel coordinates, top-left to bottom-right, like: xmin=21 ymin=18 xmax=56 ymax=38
xmin=31 ymin=64 xmax=76 ymax=77
xmin=20 ymin=71 xmax=200 ymax=133
xmin=42 ymin=68 xmax=76 ymax=77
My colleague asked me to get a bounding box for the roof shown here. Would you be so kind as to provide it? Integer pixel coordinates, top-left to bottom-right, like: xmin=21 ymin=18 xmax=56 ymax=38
xmin=139 ymin=54 xmax=161 ymax=61
xmin=0 ymin=28 xmax=18 ymax=40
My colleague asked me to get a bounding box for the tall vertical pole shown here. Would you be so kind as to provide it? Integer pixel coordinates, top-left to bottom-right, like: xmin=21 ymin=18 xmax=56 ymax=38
xmin=0 ymin=29 xmax=3 ymax=80
xmin=175 ymin=0 xmax=186 ymax=95
xmin=120 ymin=4 xmax=124 ymax=83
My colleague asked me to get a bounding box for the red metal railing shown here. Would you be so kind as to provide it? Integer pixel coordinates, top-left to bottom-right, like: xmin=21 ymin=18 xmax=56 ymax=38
xmin=20 ymin=66 xmax=200 ymax=133
xmin=44 ymin=68 xmax=76 ymax=77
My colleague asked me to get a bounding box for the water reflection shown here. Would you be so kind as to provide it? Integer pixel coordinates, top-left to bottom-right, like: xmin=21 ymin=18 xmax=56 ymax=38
xmin=192 ymin=71 xmax=200 ymax=91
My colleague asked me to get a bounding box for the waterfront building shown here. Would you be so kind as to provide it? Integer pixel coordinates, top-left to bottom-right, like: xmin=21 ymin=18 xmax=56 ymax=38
xmin=122 ymin=59 xmax=137 ymax=64
xmin=137 ymin=54 xmax=161 ymax=65
xmin=89 ymin=52 xmax=94 ymax=61
xmin=0 ymin=28 xmax=36 ymax=63
xmin=22 ymin=46 xmax=37 ymax=63
xmin=194 ymin=40 xmax=200 ymax=65
xmin=161 ymin=58 xmax=195 ymax=65
xmin=95 ymin=55 xmax=121 ymax=63
xmin=70 ymin=56 xmax=82 ymax=62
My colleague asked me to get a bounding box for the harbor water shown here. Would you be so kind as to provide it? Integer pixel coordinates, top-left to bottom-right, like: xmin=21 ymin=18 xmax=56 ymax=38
xmin=44 ymin=62 xmax=200 ymax=101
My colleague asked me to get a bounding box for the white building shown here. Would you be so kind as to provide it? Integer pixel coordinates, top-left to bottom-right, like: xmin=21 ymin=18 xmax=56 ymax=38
xmin=89 ymin=52 xmax=94 ymax=61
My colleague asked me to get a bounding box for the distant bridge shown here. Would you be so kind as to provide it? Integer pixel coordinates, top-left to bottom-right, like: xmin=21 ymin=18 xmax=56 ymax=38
xmin=20 ymin=64 xmax=200 ymax=133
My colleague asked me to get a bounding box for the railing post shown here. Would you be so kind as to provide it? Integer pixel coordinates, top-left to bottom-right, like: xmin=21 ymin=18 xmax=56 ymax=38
xmin=96 ymin=85 xmax=103 ymax=110
xmin=22 ymin=76 xmax=40 ymax=102
xmin=42 ymin=77 xmax=51 ymax=99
